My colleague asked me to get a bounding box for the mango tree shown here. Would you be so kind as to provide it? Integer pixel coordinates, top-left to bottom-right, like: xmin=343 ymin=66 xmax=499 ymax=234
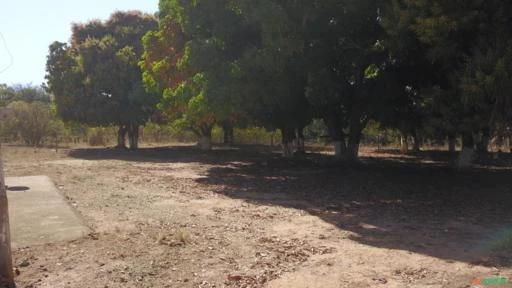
xmin=46 ymin=11 xmax=158 ymax=149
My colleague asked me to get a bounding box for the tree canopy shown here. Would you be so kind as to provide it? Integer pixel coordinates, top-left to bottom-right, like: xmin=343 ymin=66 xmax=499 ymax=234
xmin=37 ymin=2 xmax=512 ymax=165
xmin=46 ymin=11 xmax=158 ymax=149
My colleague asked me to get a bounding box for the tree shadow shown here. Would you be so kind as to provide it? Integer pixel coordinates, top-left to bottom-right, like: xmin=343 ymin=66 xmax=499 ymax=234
xmin=67 ymin=145 xmax=279 ymax=165
xmin=196 ymin=152 xmax=512 ymax=266
xmin=67 ymin=144 xmax=512 ymax=265
xmin=368 ymin=148 xmax=512 ymax=168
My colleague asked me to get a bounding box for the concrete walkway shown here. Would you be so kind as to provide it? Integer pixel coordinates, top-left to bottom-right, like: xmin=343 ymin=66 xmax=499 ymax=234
xmin=5 ymin=176 xmax=89 ymax=249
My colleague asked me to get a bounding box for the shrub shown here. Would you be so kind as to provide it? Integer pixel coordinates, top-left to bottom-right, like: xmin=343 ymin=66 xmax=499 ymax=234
xmin=235 ymin=127 xmax=281 ymax=146
xmin=87 ymin=128 xmax=108 ymax=146
xmin=6 ymin=101 xmax=53 ymax=146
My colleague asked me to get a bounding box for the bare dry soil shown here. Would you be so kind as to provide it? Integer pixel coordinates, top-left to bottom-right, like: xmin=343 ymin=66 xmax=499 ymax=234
xmin=4 ymin=145 xmax=512 ymax=288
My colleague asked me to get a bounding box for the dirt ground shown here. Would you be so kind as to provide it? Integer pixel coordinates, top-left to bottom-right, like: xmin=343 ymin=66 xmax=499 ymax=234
xmin=3 ymin=144 xmax=512 ymax=288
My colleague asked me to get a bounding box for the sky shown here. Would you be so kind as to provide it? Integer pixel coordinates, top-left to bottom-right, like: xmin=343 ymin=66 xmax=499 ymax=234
xmin=0 ymin=0 xmax=159 ymax=86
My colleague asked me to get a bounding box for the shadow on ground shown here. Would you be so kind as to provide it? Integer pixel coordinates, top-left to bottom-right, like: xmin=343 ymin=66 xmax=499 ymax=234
xmin=195 ymin=150 xmax=512 ymax=267
xmin=67 ymin=145 xmax=278 ymax=164
xmin=68 ymin=145 xmax=512 ymax=266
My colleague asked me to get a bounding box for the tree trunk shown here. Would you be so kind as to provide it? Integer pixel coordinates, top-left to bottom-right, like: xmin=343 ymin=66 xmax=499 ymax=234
xmin=334 ymin=140 xmax=347 ymax=160
xmin=323 ymin=115 xmax=345 ymax=161
xmin=456 ymin=133 xmax=475 ymax=170
xmin=505 ymin=136 xmax=511 ymax=153
xmin=295 ymin=128 xmax=306 ymax=155
xmin=198 ymin=136 xmax=212 ymax=151
xmin=281 ymin=129 xmax=294 ymax=158
xmin=412 ymin=130 xmax=421 ymax=154
xmin=222 ymin=122 xmax=234 ymax=146
xmin=448 ymin=134 xmax=456 ymax=153
xmin=116 ymin=125 xmax=127 ymax=149
xmin=198 ymin=126 xmax=213 ymax=151
xmin=344 ymin=120 xmax=364 ymax=162
xmin=127 ymin=124 xmax=139 ymax=150
xmin=400 ymin=132 xmax=409 ymax=155
xmin=345 ymin=133 xmax=361 ymax=162
xmin=476 ymin=129 xmax=490 ymax=154
xmin=345 ymin=142 xmax=360 ymax=162
xmin=0 ymin=147 xmax=14 ymax=288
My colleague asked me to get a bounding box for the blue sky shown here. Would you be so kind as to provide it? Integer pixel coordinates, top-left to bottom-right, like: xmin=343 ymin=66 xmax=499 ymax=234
xmin=0 ymin=0 xmax=158 ymax=86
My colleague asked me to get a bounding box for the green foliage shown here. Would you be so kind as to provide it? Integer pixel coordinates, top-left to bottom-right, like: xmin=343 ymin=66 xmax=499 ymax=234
xmin=5 ymin=101 xmax=54 ymax=146
xmin=47 ymin=119 xmax=68 ymax=142
xmin=303 ymin=119 xmax=328 ymax=142
xmin=46 ymin=11 xmax=158 ymax=148
xmin=0 ymin=84 xmax=51 ymax=106
xmin=142 ymin=0 xmax=260 ymax=147
xmin=33 ymin=0 xmax=512 ymax=160
xmin=233 ymin=127 xmax=281 ymax=146
xmin=384 ymin=0 xmax=512 ymax=150
xmin=140 ymin=122 xmax=197 ymax=143
xmin=87 ymin=127 xmax=110 ymax=146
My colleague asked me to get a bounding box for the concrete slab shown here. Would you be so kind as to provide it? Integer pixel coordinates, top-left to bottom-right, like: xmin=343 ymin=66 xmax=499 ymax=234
xmin=5 ymin=176 xmax=89 ymax=248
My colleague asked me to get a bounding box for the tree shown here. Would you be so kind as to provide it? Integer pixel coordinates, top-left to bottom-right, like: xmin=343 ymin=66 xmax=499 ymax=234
xmin=231 ymin=0 xmax=315 ymax=156
xmin=377 ymin=1 xmax=442 ymax=155
xmin=458 ymin=1 xmax=512 ymax=153
xmin=46 ymin=11 xmax=158 ymax=149
xmin=142 ymin=0 xmax=261 ymax=150
xmin=303 ymin=0 xmax=388 ymax=161
xmin=0 ymin=84 xmax=50 ymax=106
xmin=384 ymin=0 xmax=512 ymax=168
xmin=0 ymin=85 xmax=14 ymax=106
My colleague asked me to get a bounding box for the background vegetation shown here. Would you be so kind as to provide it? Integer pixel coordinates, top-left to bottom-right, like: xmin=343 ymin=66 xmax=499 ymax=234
xmin=0 ymin=0 xmax=510 ymax=170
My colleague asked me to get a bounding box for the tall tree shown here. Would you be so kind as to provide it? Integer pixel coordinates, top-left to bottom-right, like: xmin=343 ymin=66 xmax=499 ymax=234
xmin=385 ymin=0 xmax=512 ymax=167
xmin=304 ymin=0 xmax=388 ymax=161
xmin=142 ymin=0 xmax=261 ymax=149
xmin=0 ymin=84 xmax=51 ymax=105
xmin=46 ymin=11 xmax=158 ymax=149
xmin=233 ymin=0 xmax=315 ymax=156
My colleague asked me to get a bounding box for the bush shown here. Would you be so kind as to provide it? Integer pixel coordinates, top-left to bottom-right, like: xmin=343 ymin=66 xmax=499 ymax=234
xmin=141 ymin=122 xmax=167 ymax=143
xmin=87 ymin=128 xmax=108 ymax=146
xmin=234 ymin=127 xmax=281 ymax=146
xmin=46 ymin=119 xmax=68 ymax=146
xmin=304 ymin=119 xmax=328 ymax=142
xmin=5 ymin=101 xmax=53 ymax=146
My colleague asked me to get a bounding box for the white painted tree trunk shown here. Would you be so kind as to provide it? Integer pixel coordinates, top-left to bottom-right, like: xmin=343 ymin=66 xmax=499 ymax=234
xmin=0 ymin=148 xmax=14 ymax=288
xmin=198 ymin=136 xmax=212 ymax=151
